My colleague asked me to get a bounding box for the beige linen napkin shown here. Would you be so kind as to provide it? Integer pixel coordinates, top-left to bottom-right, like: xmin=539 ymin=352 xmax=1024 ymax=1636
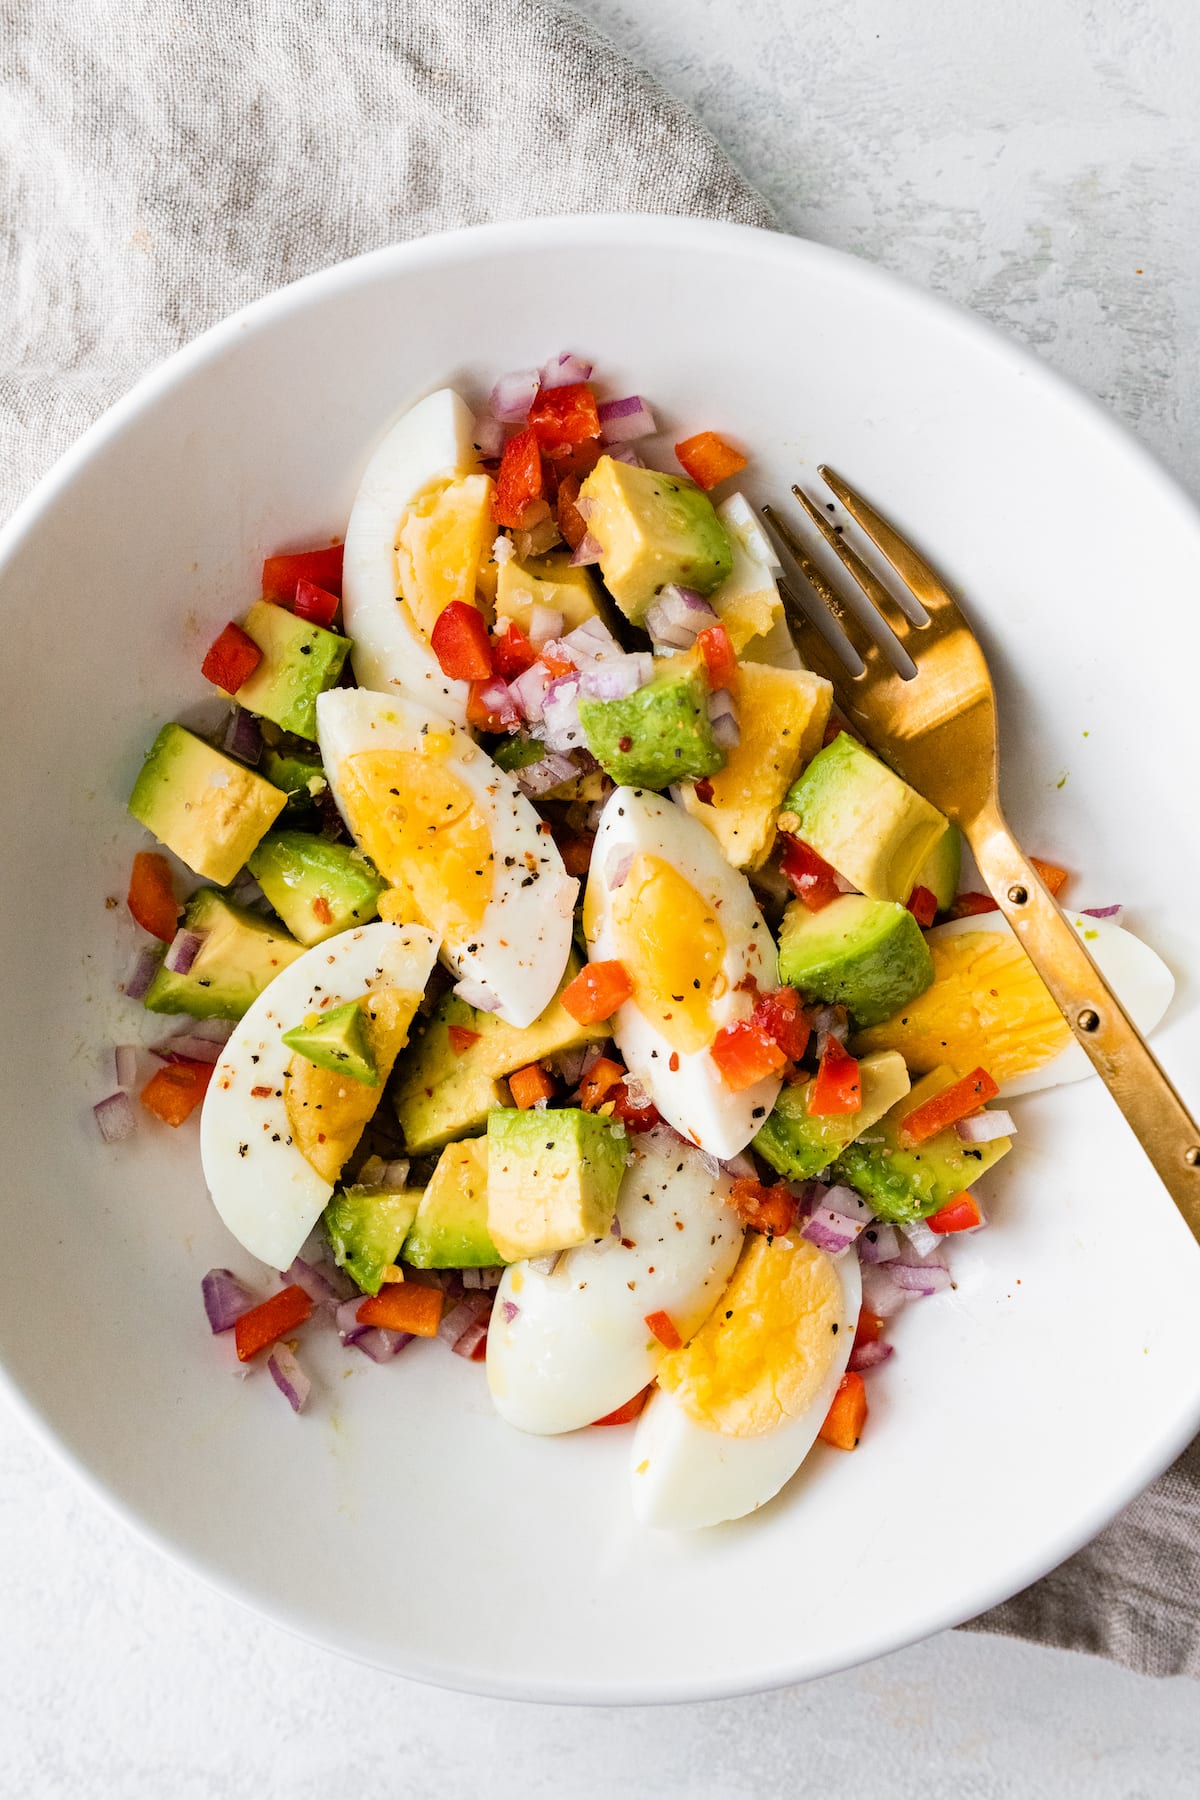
xmin=2 ymin=0 xmax=1196 ymax=1680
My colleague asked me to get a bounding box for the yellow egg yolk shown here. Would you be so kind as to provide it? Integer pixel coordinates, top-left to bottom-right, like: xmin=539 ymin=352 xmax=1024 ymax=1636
xmin=337 ymin=746 xmax=494 ymax=942
xmin=394 ymin=473 xmax=493 ymax=643
xmin=286 ymin=985 xmax=422 ymax=1183
xmin=604 ymin=853 xmax=727 ymax=1055
xmin=657 ymin=1233 xmax=845 ymax=1438
xmin=854 ymin=927 xmax=1072 ymax=1083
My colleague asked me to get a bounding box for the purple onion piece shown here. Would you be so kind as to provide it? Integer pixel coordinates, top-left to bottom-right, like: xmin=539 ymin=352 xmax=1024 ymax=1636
xmin=848 ymin=1338 xmax=894 ymax=1373
xmin=822 ymin=1184 xmax=875 ymax=1225
xmin=152 ymin=1033 xmax=222 ymax=1065
xmin=898 ymin=1219 xmax=944 ymax=1261
xmin=857 ymin=1222 xmax=900 ymax=1265
xmin=570 ymin=531 xmax=603 ymax=567
xmin=539 ymin=351 xmax=593 ymax=389
xmin=94 ymin=1090 xmax=136 ymax=1143
xmin=354 ymin=1326 xmax=413 ymax=1363
xmin=223 ymin=707 xmax=263 ymax=766
xmin=267 ymin=1343 xmax=310 ymax=1413
xmin=801 ymin=1209 xmax=864 ymax=1255
xmin=163 ymin=928 xmax=206 ymax=976
xmin=955 ymin=1111 xmax=1015 ymax=1143
xmin=527 ymin=604 xmax=565 ymax=646
xmin=645 ymin=585 xmax=718 ymax=650
xmin=474 ymin=415 xmax=506 ymax=458
xmin=438 ymin=1299 xmax=481 ymax=1347
xmin=1081 ymin=904 xmax=1124 ymax=923
xmin=537 ymin=681 xmax=585 ymax=756
xmin=889 ymin=1261 xmax=953 ymax=1297
xmin=598 ymin=395 xmax=656 ymax=443
xmin=453 ymin=977 xmax=502 ymax=1013
xmin=501 ymin=1299 xmax=520 ymax=1324
xmin=527 ymin=1252 xmax=561 ymax=1276
xmin=125 ymin=945 xmax=161 ymax=1002
xmin=188 ymin=1018 xmax=235 ymax=1044
xmin=489 ymin=368 xmax=540 ymax=421
xmin=335 ymin=1296 xmax=369 ymax=1344
xmin=451 ymin=1318 xmax=489 ymax=1359
xmin=607 ymin=445 xmax=645 ymax=467
xmin=859 ymin=1260 xmax=914 ymax=1318
xmin=563 ymin=616 xmax=621 ymax=663
xmin=113 ymin=1044 xmax=138 ymax=1089
xmin=509 ymin=661 xmax=552 ymax=723
xmin=578 ymin=654 xmax=653 ymax=702
xmin=202 ymin=1267 xmax=256 ymax=1333
xmin=606 ymin=848 xmax=633 ymax=890
xmin=709 ymin=705 xmax=741 ymax=751
xmin=282 ymin=1255 xmax=353 ymax=1308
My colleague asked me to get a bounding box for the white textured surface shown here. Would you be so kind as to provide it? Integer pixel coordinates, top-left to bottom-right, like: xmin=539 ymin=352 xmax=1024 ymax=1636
xmin=5 ymin=0 xmax=1200 ymax=1790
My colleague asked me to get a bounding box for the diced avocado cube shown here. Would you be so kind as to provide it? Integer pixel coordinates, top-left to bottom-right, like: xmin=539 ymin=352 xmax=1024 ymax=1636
xmin=754 ymin=1050 xmax=911 ymax=1182
xmin=402 ymin=1137 xmax=503 ymax=1269
xmin=282 ymin=998 xmax=379 ymax=1085
xmin=261 ymin=747 xmax=328 ymax=819
xmin=324 ymin=1186 xmax=422 ymax=1295
xmin=487 ymin=1107 xmax=629 ymax=1263
xmin=248 ymin=831 xmax=386 ymax=946
xmin=129 ymin=722 xmax=287 ymax=885
xmin=833 ymin=1068 xmax=1012 ymax=1222
xmin=393 ymin=954 xmax=608 ymax=1154
xmin=579 ymin=457 xmax=733 ymax=624
xmin=232 ymin=601 xmax=350 ymax=740
xmin=143 ymin=887 xmax=303 ymax=1019
xmin=778 ymin=894 xmax=935 ymax=1028
xmin=578 ymin=660 xmax=723 ymax=790
xmin=492 ymin=735 xmax=545 ymax=774
xmin=495 ymin=552 xmax=606 ymax=634
xmin=912 ymin=822 xmax=962 ymax=913
xmin=781 ymin=732 xmax=947 ymax=904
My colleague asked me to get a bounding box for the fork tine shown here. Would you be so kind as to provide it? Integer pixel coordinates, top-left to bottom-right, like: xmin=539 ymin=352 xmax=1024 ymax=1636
xmin=818 ymin=465 xmax=957 ymax=616
xmin=761 ymin=503 xmax=881 ymax=673
xmin=774 ymin=576 xmax=854 ymax=691
xmin=790 ymin=485 xmax=919 ymax=654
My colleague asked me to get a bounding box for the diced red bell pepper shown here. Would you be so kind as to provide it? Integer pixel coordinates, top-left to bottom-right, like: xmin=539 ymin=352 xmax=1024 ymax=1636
xmin=556 ymin=473 xmax=589 ymax=550
xmin=819 ymin=1371 xmax=868 ymax=1450
xmin=609 ymin=1080 xmax=662 ymax=1133
xmin=730 ymin=1176 xmax=797 ymax=1238
xmin=561 ymin=960 xmax=634 ymax=1025
xmin=127 ymin=850 xmax=180 ymax=942
xmin=447 ymin=1024 xmax=482 ymax=1056
xmin=899 ymin=1067 xmax=998 ymax=1147
xmin=467 ymin=676 xmax=520 ymax=732
xmin=508 ymin=1062 xmax=557 ymax=1109
xmin=293 ymin=579 xmax=340 ymax=629
xmin=592 ymin=1387 xmax=650 ymax=1427
xmin=140 ymin=1058 xmax=214 ymax=1127
xmin=357 ymin=1283 xmax=443 ymax=1338
xmin=809 ymin=1041 xmax=862 ymax=1116
xmin=928 ymin=1192 xmax=984 ymax=1235
xmin=693 ymin=777 xmax=715 ymax=806
xmin=579 ymin=1056 xmax=625 ymax=1112
xmin=644 ymin=1310 xmax=683 ymax=1351
xmin=779 ymin=835 xmax=843 ymax=912
xmin=558 ymin=832 xmax=595 ymax=878
xmin=491 ymin=621 xmax=537 ymax=679
xmin=675 ymin=431 xmax=748 ymax=490
xmin=1030 ymin=856 xmax=1069 ymax=896
xmin=853 ymin=1308 xmax=886 ymax=1351
xmin=261 ymin=544 xmax=344 ymax=604
xmin=696 ymin=622 xmax=738 ymax=691
xmin=234 ymin=1283 xmax=313 ymax=1362
xmin=431 ymin=601 xmax=493 ymax=682
xmin=951 ymin=890 xmax=999 ymax=918
xmin=493 ymin=427 xmax=545 ymax=528
xmin=528 ymin=382 xmax=601 ymax=452
xmin=201 ymin=620 xmax=263 ymax=694
xmin=752 ymin=986 xmax=810 ymax=1062
xmin=539 ymin=644 xmax=577 ymax=680
xmin=906 ymin=885 xmax=939 ymax=929
xmin=711 ymin=1018 xmax=789 ymax=1092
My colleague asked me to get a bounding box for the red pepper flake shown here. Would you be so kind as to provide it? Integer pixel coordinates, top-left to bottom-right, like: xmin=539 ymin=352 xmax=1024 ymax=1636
xmin=251 ymin=1084 xmax=273 ymax=1098
xmin=312 ymin=895 xmax=333 ymax=925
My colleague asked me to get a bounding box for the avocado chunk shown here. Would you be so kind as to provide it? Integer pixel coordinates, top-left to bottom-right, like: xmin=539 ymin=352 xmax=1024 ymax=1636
xmin=248 ymin=831 xmax=386 ymax=946
xmin=495 ymin=552 xmax=606 ymax=635
xmin=487 ymin=1107 xmax=629 ymax=1262
xmin=143 ymin=886 xmax=303 ymax=1019
xmin=282 ymin=998 xmax=379 ymax=1085
xmin=393 ymin=954 xmax=608 ymax=1154
xmin=260 ymin=746 xmax=328 ymax=819
xmin=324 ymin=1185 xmax=422 ymax=1294
xmin=781 ymin=732 xmax=947 ymax=904
xmin=402 ymin=1137 xmax=504 ymax=1268
xmin=578 ymin=659 xmax=723 ymax=790
xmin=833 ymin=1067 xmax=1013 ymax=1222
xmin=778 ymin=894 xmax=935 ymax=1028
xmin=231 ymin=601 xmax=350 ymax=740
xmin=912 ymin=822 xmax=962 ymax=913
xmin=491 ymin=734 xmax=545 ymax=774
xmin=579 ymin=456 xmax=733 ymax=624
xmin=129 ymin=722 xmax=287 ymax=885
xmin=754 ymin=1050 xmax=911 ymax=1182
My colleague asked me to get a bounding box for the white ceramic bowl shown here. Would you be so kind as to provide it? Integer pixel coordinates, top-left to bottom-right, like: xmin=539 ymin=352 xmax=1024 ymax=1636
xmin=2 ymin=216 xmax=1199 ymax=1703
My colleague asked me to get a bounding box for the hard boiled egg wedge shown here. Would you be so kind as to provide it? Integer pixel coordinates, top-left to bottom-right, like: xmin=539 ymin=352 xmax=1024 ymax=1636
xmin=583 ymin=787 xmax=782 ymax=1159
xmin=317 ymin=687 xmax=577 ymax=1029
xmin=854 ymin=907 xmax=1175 ymax=1096
xmin=632 ymin=1230 xmax=861 ymax=1531
xmin=200 ymin=921 xmax=439 ymax=1271
xmin=341 ymin=388 xmax=493 ymax=726
xmin=487 ymin=1130 xmax=744 ymax=1435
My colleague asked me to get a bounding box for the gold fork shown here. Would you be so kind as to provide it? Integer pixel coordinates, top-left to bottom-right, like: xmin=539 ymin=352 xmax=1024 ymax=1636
xmin=763 ymin=470 xmax=1200 ymax=1244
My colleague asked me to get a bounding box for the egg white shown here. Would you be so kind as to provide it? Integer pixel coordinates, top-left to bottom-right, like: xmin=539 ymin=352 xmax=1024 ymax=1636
xmin=929 ymin=910 xmax=1175 ymax=1096
xmin=200 ymin=922 xmax=439 ymax=1271
xmin=317 ymin=687 xmax=577 ymax=1029
xmin=341 ymin=387 xmax=482 ymax=725
xmin=487 ymin=1130 xmax=745 ymax=1435
xmin=630 ymin=1243 xmax=861 ymax=1531
xmin=585 ymin=787 xmax=782 ymax=1159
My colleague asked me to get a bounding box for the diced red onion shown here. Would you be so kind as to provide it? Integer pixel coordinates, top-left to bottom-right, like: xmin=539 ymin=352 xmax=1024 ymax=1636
xmin=462 ymin=1266 xmax=502 ymax=1291
xmin=801 ymin=1208 xmax=865 ymax=1255
xmin=474 ymin=415 xmax=506 ymax=458
xmin=528 ymin=605 xmax=564 ymax=649
xmin=473 ymin=675 xmax=521 ymax=730
xmin=822 ymin=1184 xmax=875 ymax=1225
xmin=707 ymin=689 xmax=741 ymax=750
xmin=540 ymin=351 xmax=593 ymax=389
xmin=606 ymin=848 xmax=634 ymax=890
xmin=598 ymin=394 xmax=656 ymax=444
xmin=645 ymin=585 xmax=718 ymax=650
xmin=153 ymin=1032 xmax=222 ymax=1065
xmin=501 ymin=1299 xmax=520 ymax=1323
xmin=451 ymin=1318 xmax=489 ymax=1359
xmin=563 ymin=616 xmax=621 ymax=664
xmin=267 ymin=1343 xmax=310 ymax=1413
xmin=515 ymin=750 xmax=577 ymax=798
xmin=356 ymin=1326 xmax=413 ymax=1362
xmin=555 ymin=1043 xmax=591 ymax=1088
xmin=899 ymin=1220 xmax=945 ymax=1261
xmin=453 ymin=977 xmax=502 ymax=1012
xmin=721 ymin=1150 xmax=758 ymax=1181
xmin=438 ymin=1299 xmax=481 ymax=1347
xmin=164 ymin=928 xmax=206 ymax=976
xmin=569 ymin=532 xmax=603 ymax=567
xmin=282 ymin=1255 xmax=352 ymax=1309
xmin=859 ymin=1261 xmax=914 ymax=1317
xmin=857 ymin=1221 xmax=900 ymax=1264
xmin=202 ymin=1267 xmax=256 ymax=1333
xmin=510 ymin=660 xmax=552 ymax=723
xmin=490 ymin=368 xmax=540 ymax=421
xmin=528 ymin=1253 xmax=561 ymax=1275
xmin=124 ymin=945 xmax=161 ymax=1001
xmin=335 ymin=1296 xmax=368 ymax=1344
xmin=955 ymin=1110 xmax=1016 ymax=1143
xmin=810 ymin=1005 xmax=850 ymax=1056
xmin=609 ymin=446 xmax=645 ymax=466
xmin=1081 ymin=904 xmax=1124 ymax=923
xmin=94 ymin=1090 xmax=135 ymax=1143
xmin=889 ymin=1260 xmax=953 ymax=1297
xmin=579 ymin=653 xmax=653 ymax=701
xmin=848 ymin=1338 xmax=894 ymax=1373
xmin=540 ymin=676 xmax=584 ymax=754
xmin=113 ymin=1044 xmax=138 ymax=1089
xmin=222 ymin=707 xmax=263 ymax=766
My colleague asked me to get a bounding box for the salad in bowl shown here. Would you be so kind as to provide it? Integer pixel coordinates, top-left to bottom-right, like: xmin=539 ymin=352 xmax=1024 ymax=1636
xmin=99 ymin=351 xmax=1174 ymax=1532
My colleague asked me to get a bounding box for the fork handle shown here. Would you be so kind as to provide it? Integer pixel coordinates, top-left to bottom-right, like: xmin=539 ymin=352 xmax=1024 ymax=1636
xmin=968 ymin=811 xmax=1200 ymax=1242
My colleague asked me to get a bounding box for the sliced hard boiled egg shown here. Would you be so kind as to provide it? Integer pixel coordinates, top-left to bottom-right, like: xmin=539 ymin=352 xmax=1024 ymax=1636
xmin=854 ymin=908 xmax=1175 ymax=1096
xmin=631 ymin=1231 xmax=860 ymax=1531
xmin=200 ymin=922 xmax=439 ymax=1270
xmin=584 ymin=787 xmax=781 ymax=1159
xmin=317 ymin=687 xmax=577 ymax=1029
xmin=710 ymin=491 xmax=796 ymax=666
xmin=487 ymin=1130 xmax=744 ymax=1435
xmin=341 ymin=388 xmax=492 ymax=725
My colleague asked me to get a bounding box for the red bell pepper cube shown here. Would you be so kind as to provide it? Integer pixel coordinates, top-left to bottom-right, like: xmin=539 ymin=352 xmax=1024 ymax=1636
xmin=140 ymin=1058 xmax=214 ymax=1127
xmin=556 ymin=473 xmax=589 ymax=550
xmin=752 ymin=986 xmax=810 ymax=1062
xmin=853 ymin=1308 xmax=886 ymax=1351
xmin=234 ymin=1283 xmax=313 ymax=1362
xmin=675 ymin=431 xmax=747 ymax=490
xmin=779 ymin=835 xmax=843 ymax=912
xmin=528 ymin=382 xmax=601 ymax=452
xmin=201 ymin=620 xmax=263 ymax=695
xmin=1030 ymin=856 xmax=1069 ymax=896
xmin=644 ymin=1310 xmax=683 ymax=1351
xmin=293 ymin=579 xmax=340 ymax=629
xmin=899 ymin=1067 xmax=999 ymax=1147
xmin=906 ymin=885 xmax=939 ymax=929
xmin=928 ymin=1192 xmax=985 ymax=1235
xmin=467 ymin=676 xmax=520 ymax=732
xmin=493 ymin=427 xmax=545 ymax=528
xmin=579 ymin=1056 xmax=625 ymax=1112
xmin=711 ymin=1018 xmax=788 ymax=1092
xmin=561 ymin=960 xmax=634 ymax=1025
xmin=447 ymin=1024 xmax=482 ymax=1056
xmin=609 ymin=1081 xmax=661 ymax=1132
xmin=696 ymin=622 xmax=737 ymax=691
xmin=357 ymin=1283 xmax=443 ymax=1338
xmin=592 ymin=1387 xmax=649 ymax=1427
xmin=127 ymin=850 xmax=180 ymax=942
xmin=809 ymin=1041 xmax=862 ymax=1116
xmin=508 ymin=1062 xmax=557 ymax=1109
xmin=491 ymin=621 xmax=537 ymax=679
xmin=261 ymin=544 xmax=344 ymax=604
xmin=819 ymin=1372 xmax=868 ymax=1450
xmin=729 ymin=1176 xmax=798 ymax=1238
xmin=558 ymin=832 xmax=595 ymax=878
xmin=950 ymin=891 xmax=999 ymax=918
xmin=430 ymin=601 xmax=493 ymax=682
